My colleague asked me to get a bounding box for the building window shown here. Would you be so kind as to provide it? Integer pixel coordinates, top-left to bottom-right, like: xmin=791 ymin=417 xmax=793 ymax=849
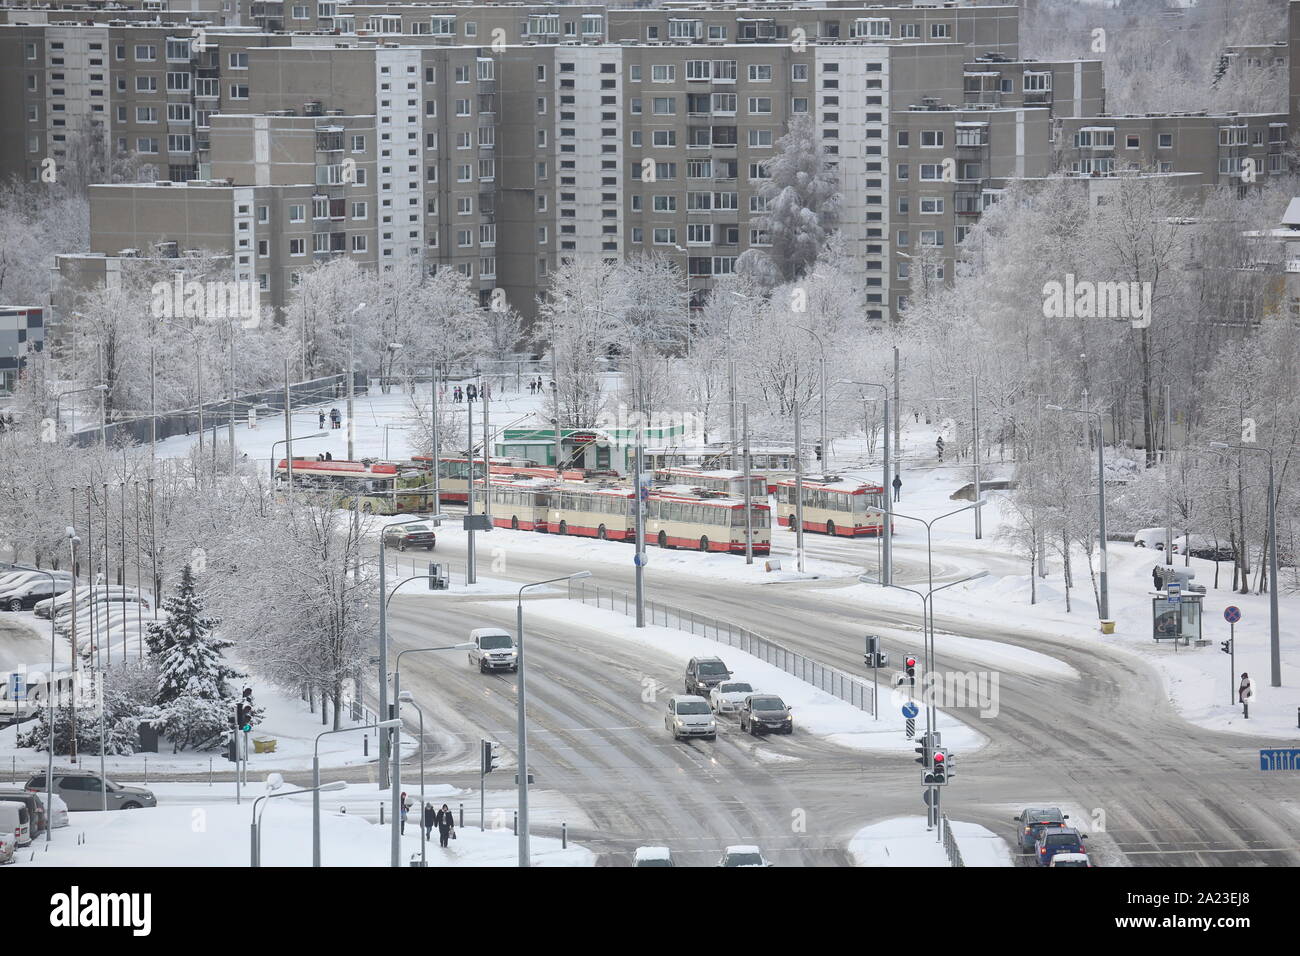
xmin=289 ymin=238 xmax=306 ymax=256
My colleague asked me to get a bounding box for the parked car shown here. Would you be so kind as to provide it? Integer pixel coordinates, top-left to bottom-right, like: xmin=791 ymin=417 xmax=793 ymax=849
xmin=382 ymin=522 xmax=437 ymax=551
xmin=1034 ymin=826 xmax=1087 ymax=866
xmin=684 ymin=656 xmax=732 ymax=696
xmin=664 ymin=695 xmax=716 ymax=741
xmin=0 ymin=790 xmax=45 ymax=836
xmin=1132 ymin=528 xmax=1169 ymax=549
xmin=709 ymin=680 xmax=755 ymax=714
xmin=0 ymin=570 xmax=73 ymax=603
xmin=632 ymin=846 xmax=675 ymax=867
xmin=467 ymin=627 xmax=518 ymax=673
xmin=0 ymin=802 xmax=31 ymax=848
xmin=0 ymin=577 xmax=75 ymax=612
xmin=1048 ymin=852 xmax=1092 ymax=867
xmin=39 ymin=586 xmax=146 ymax=620
xmin=34 ymin=792 xmax=70 ymax=828
xmin=739 ymin=694 xmax=793 ymax=736
xmin=717 ymin=845 xmax=773 ymax=867
xmin=25 ymin=770 xmax=156 ymax=811
xmin=1014 ymin=807 xmax=1070 ymax=851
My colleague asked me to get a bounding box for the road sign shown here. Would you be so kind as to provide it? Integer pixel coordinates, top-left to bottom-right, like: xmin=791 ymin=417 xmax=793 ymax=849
xmin=901 ymin=701 xmax=919 ymax=719
xmin=7 ymin=673 xmax=25 ymax=701
xmin=1259 ymin=749 xmax=1300 ymax=771
xmin=1224 ymin=606 xmax=1242 ymax=624
xmin=634 ymin=551 xmax=647 ymax=567
xmin=923 ymin=789 xmax=933 ymax=807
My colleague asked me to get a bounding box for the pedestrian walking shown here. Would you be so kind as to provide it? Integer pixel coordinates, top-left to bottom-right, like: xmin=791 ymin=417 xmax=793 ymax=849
xmin=1238 ymin=672 xmax=1254 ymax=719
xmin=455 ymin=385 xmax=463 ymax=403
xmin=914 ymin=410 xmax=920 ymax=423
xmin=436 ymin=803 xmax=454 ymax=847
xmin=935 ymin=436 xmax=945 ymax=463
xmin=329 ymin=407 xmax=341 ymax=429
xmin=423 ymin=803 xmax=435 ymax=840
xmin=1152 ymin=565 xmax=1163 ymax=591
xmin=466 ymin=383 xmax=478 ymax=404
xmin=400 ymin=792 xmax=411 ymax=835
xmin=892 ymin=474 xmax=902 ymax=502
xmin=318 ymin=409 xmax=326 ymax=429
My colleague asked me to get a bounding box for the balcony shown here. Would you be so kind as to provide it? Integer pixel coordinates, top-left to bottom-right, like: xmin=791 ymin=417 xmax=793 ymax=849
xmin=1024 ymin=90 xmax=1053 ymax=105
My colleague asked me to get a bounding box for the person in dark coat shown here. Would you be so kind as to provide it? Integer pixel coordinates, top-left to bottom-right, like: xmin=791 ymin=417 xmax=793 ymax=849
xmin=329 ymin=407 xmax=342 ymax=429
xmin=466 ymin=383 xmax=478 ymax=403
xmin=436 ymin=803 xmax=454 ymax=847
xmin=423 ymin=803 xmax=435 ymax=840
xmin=892 ymin=474 xmax=902 ymax=502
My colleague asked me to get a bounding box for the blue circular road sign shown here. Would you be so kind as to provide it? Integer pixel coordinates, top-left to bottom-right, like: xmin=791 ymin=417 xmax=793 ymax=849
xmin=901 ymin=702 xmax=919 ymax=719
xmin=1224 ymin=606 xmax=1242 ymax=624
xmin=634 ymin=552 xmax=647 ymax=567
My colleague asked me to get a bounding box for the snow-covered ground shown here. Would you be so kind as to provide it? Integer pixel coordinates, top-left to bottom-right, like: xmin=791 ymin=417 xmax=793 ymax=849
xmin=847 ymin=816 xmax=1013 ymax=867
xmin=12 ymin=781 xmax=592 ymax=867
xmin=514 ymin=599 xmax=987 ymax=755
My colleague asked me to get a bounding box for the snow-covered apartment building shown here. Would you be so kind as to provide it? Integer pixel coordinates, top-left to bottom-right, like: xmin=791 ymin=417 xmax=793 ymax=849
xmin=1 ymin=0 xmax=1288 ymax=328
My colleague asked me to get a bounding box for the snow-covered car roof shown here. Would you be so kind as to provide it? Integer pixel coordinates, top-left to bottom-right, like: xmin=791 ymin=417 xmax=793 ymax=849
xmin=634 ymin=846 xmax=672 ymax=861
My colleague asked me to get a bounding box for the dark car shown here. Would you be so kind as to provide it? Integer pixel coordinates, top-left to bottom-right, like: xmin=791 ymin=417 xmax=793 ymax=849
xmin=382 ymin=522 xmax=437 ymax=551
xmin=684 ymin=657 xmax=732 ymax=696
xmin=1035 ymin=826 xmax=1086 ymax=866
xmin=0 ymin=789 xmax=47 ymax=836
xmin=1014 ymin=807 xmax=1069 ymax=851
xmin=1 ymin=577 xmax=75 ymax=612
xmin=739 ymin=694 xmax=793 ymax=736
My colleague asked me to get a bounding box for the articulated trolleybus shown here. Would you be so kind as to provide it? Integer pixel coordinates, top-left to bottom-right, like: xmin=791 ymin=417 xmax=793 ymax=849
xmin=776 ymin=474 xmax=887 ymax=537
xmin=483 ymin=477 xmax=771 ymax=554
xmin=652 ymin=467 xmax=768 ymax=500
xmin=275 ymin=458 xmax=430 ymax=515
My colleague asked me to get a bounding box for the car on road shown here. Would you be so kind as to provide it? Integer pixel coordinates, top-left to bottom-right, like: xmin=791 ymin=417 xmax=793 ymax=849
xmin=1132 ymin=528 xmax=1170 ymax=549
xmin=684 ymin=657 xmax=732 ymax=696
xmin=632 ymin=846 xmax=675 ymax=867
xmin=383 ymin=522 xmax=437 ymax=551
xmin=468 ymin=628 xmax=518 ymax=673
xmin=709 ymin=680 xmax=754 ymax=714
xmin=665 ymin=695 xmax=716 ymax=741
xmin=717 ymin=845 xmax=773 ymax=867
xmin=738 ymin=694 xmax=793 ymax=735
xmin=1034 ymin=826 xmax=1086 ymax=866
xmin=0 ymin=802 xmax=31 ymax=848
xmin=25 ymin=770 xmax=157 ymax=811
xmin=1048 ymin=852 xmax=1091 ymax=867
xmin=1014 ymin=807 xmax=1070 ymax=851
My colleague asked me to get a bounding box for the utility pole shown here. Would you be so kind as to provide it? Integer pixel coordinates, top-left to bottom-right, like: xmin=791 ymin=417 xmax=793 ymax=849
xmin=742 ymin=403 xmax=753 ymax=566
xmin=882 ymin=392 xmax=893 ymax=586
xmin=467 ymin=400 xmax=477 ymax=585
xmin=728 ymin=358 xmax=738 ymax=469
xmin=347 ymin=329 xmax=355 ymax=461
xmin=228 ymin=323 xmax=237 ymax=478
xmin=149 ymin=346 xmax=157 ymax=468
xmin=551 ymin=318 xmax=562 ymax=474
xmin=1164 ymin=386 xmax=1173 ymax=564
xmin=482 ymin=378 xmax=491 ymax=523
xmin=283 ymin=358 xmax=293 ymax=497
xmin=972 ymin=373 xmax=982 ymax=540
xmin=793 ymin=400 xmax=805 ymax=573
xmin=431 ymin=364 xmax=441 ymax=514
xmin=195 ymin=345 xmax=204 ymax=474
xmin=893 ymin=345 xmax=901 ymax=448
xmin=634 ymin=432 xmax=646 ymax=626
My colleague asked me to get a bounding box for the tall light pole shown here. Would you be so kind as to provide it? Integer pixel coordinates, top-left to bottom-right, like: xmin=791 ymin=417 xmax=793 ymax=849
xmin=312 ymin=719 xmax=397 ymax=866
xmin=792 ymin=399 xmax=805 ymax=573
xmin=252 ymin=778 xmax=346 ymax=867
xmin=397 ymin=692 xmax=426 ymax=866
xmin=269 ymin=432 xmax=327 ymax=489
xmin=389 ymin=636 xmax=463 ymax=869
xmin=1046 ymin=401 xmax=1109 ymax=620
xmin=797 ymin=326 xmax=829 ymax=472
xmin=516 ymin=571 xmax=591 ymax=866
xmin=844 ymin=380 xmax=892 ymax=586
xmin=54 ymin=384 xmax=107 ymax=437
xmin=347 ymin=303 xmax=365 ymax=462
xmin=1210 ymin=441 xmax=1280 ymax=687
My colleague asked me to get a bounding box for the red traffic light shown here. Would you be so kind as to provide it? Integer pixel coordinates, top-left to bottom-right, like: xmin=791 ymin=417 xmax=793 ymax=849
xmin=933 ymin=751 xmax=945 ymax=763
xmin=906 ymin=657 xmax=916 ymax=668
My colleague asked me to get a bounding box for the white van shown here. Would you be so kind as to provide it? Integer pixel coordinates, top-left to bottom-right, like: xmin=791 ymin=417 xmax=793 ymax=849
xmin=0 ymin=801 xmax=32 ymax=847
xmin=468 ymin=628 xmax=518 ymax=673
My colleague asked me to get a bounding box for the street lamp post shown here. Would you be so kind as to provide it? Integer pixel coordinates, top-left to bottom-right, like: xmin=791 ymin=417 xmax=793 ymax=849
xmin=397 ymin=692 xmax=426 ymax=865
xmin=516 ymin=571 xmax=591 ymax=866
xmin=1045 ymin=401 xmax=1109 ymax=620
xmin=54 ymin=384 xmax=108 ymax=437
xmin=269 ymin=432 xmax=328 ymax=494
xmin=1209 ymin=441 xmax=1280 ymax=687
xmin=798 ymin=326 xmax=830 ymax=472
xmin=844 ymin=381 xmax=892 ymax=586
xmin=389 ymin=637 xmax=463 ymax=869
xmin=252 ymin=778 xmax=346 ymax=867
xmin=312 ymin=719 xmax=398 ymax=866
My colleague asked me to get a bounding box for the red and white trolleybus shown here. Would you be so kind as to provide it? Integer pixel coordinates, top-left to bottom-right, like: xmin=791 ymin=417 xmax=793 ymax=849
xmin=775 ymin=475 xmax=887 ymax=537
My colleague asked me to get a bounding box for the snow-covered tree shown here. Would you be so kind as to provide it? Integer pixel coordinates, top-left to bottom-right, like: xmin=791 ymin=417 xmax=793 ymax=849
xmin=736 ymin=114 xmax=841 ymax=287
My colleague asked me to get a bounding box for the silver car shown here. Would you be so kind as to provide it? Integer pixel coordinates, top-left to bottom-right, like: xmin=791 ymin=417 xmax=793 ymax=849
xmin=26 ymin=770 xmax=156 ymax=811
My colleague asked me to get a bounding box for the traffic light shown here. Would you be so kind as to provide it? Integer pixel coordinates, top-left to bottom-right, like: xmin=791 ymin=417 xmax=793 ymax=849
xmin=914 ymin=739 xmax=930 ymax=768
xmin=905 ymin=657 xmax=917 ymax=686
xmin=1220 ymin=639 xmax=1233 ymax=655
xmin=814 ymin=444 xmax=823 ymax=462
xmin=481 ymin=739 xmax=499 ymax=775
xmin=931 ymin=749 xmax=948 ymax=785
xmin=237 ymin=702 xmax=253 ymax=733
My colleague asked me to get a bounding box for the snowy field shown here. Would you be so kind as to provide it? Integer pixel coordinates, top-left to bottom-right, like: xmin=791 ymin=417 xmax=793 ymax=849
xmin=847 ymin=817 xmax=1013 ymax=867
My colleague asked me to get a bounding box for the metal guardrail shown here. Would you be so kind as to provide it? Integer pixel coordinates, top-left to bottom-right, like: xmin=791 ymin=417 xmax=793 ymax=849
xmin=568 ymin=580 xmax=876 ymax=715
xmin=941 ymin=813 xmax=965 ymax=867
